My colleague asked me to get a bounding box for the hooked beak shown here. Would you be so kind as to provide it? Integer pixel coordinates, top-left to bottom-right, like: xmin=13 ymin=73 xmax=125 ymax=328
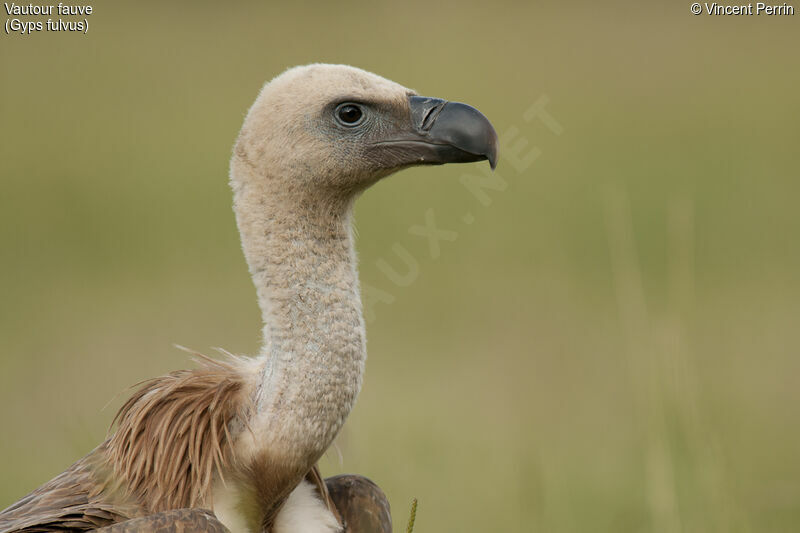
xmin=373 ymin=95 xmax=499 ymax=170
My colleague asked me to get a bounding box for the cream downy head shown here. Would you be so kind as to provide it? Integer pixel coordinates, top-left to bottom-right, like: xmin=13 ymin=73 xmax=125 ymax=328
xmin=232 ymin=63 xmax=497 ymax=207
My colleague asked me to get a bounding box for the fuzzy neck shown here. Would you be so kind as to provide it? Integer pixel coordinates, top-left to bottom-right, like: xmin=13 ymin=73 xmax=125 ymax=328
xmin=231 ymin=166 xmax=367 ymax=457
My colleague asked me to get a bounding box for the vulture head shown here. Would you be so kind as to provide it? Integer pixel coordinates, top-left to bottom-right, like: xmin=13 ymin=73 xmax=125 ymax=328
xmin=232 ymin=64 xmax=498 ymax=204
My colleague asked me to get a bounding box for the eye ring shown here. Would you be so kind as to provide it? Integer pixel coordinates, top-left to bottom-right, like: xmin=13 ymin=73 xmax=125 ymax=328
xmin=335 ymin=103 xmax=365 ymax=127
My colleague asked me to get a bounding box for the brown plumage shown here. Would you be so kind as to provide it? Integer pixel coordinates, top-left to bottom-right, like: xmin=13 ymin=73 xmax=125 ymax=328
xmin=0 ymin=355 xmax=332 ymax=533
xmin=107 ymin=354 xmax=250 ymax=513
xmin=325 ymin=476 xmax=392 ymax=533
xmin=0 ymin=445 xmax=135 ymax=532
xmin=0 ymin=356 xmax=250 ymax=532
xmin=93 ymin=509 xmax=230 ymax=533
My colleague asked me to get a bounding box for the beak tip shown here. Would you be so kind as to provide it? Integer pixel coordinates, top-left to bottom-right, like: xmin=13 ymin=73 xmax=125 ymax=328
xmin=486 ymin=130 xmax=499 ymax=171
xmin=487 ymin=139 xmax=498 ymax=170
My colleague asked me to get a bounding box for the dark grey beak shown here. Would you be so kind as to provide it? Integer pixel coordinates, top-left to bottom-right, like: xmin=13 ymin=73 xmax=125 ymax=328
xmin=408 ymin=96 xmax=498 ymax=170
xmin=370 ymin=95 xmax=499 ymax=170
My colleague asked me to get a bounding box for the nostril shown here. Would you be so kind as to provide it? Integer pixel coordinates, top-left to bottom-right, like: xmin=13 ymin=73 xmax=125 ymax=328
xmin=408 ymin=96 xmax=448 ymax=133
xmin=420 ymin=102 xmax=445 ymax=131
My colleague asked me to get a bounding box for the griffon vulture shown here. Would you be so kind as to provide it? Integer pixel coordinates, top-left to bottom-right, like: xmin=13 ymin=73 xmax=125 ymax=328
xmin=0 ymin=64 xmax=498 ymax=533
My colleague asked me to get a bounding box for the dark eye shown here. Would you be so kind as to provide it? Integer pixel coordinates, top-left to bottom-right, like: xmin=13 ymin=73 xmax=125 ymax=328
xmin=335 ymin=103 xmax=364 ymax=126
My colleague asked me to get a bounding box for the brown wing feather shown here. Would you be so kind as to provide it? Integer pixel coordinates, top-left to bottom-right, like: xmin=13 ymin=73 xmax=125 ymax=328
xmin=94 ymin=509 xmax=230 ymax=533
xmin=325 ymin=475 xmax=392 ymax=533
xmin=0 ymin=445 xmax=139 ymax=533
xmin=1 ymin=355 xmax=250 ymax=532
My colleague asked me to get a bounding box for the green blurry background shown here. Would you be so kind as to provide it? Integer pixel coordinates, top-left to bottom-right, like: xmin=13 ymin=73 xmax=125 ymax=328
xmin=1 ymin=2 xmax=799 ymax=531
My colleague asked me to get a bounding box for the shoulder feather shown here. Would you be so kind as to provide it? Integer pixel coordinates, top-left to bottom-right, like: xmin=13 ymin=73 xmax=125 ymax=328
xmin=107 ymin=354 xmax=253 ymax=512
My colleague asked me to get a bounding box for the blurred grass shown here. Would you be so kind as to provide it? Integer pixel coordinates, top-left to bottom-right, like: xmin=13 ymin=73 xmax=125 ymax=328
xmin=1 ymin=1 xmax=799 ymax=531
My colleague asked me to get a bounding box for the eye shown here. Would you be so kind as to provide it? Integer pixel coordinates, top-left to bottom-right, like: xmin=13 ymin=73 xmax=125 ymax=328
xmin=335 ymin=103 xmax=364 ymax=126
